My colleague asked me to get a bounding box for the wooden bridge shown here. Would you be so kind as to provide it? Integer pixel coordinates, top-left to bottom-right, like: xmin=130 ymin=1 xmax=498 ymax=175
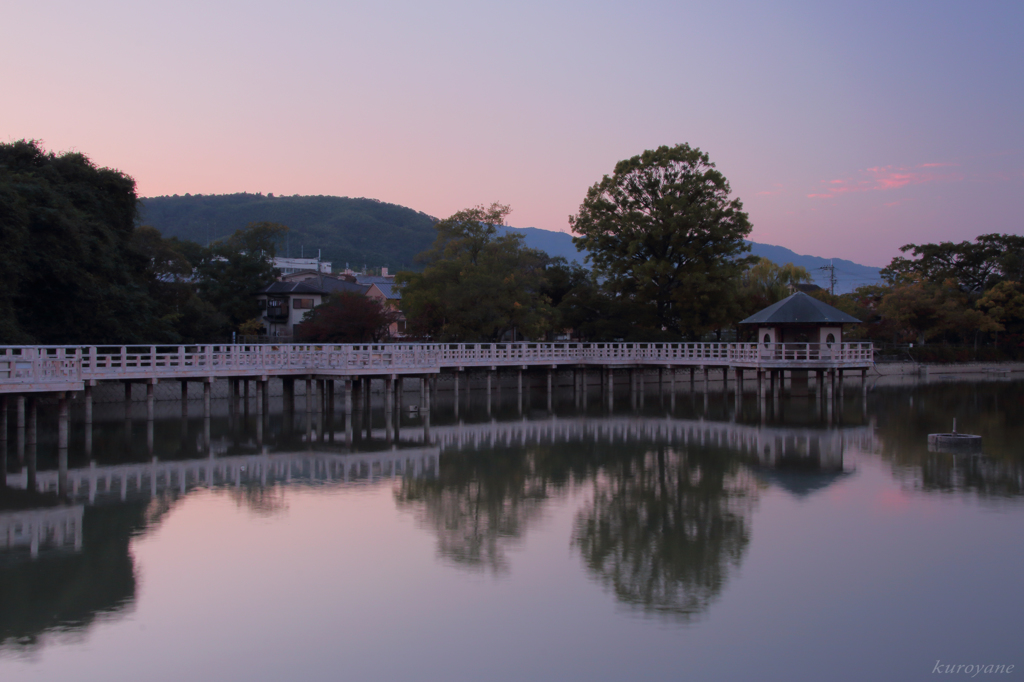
xmin=0 ymin=341 xmax=873 ymax=394
xmin=0 ymin=342 xmax=872 ymax=494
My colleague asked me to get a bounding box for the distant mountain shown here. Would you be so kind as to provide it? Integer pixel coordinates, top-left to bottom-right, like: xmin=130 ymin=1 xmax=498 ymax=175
xmin=140 ymin=194 xmax=881 ymax=293
xmin=139 ymin=193 xmax=436 ymax=272
xmin=503 ymin=226 xmax=881 ymax=294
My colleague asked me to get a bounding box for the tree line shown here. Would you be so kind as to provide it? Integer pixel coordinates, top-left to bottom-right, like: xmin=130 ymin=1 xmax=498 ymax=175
xmin=5 ymin=138 xmax=1020 ymax=357
xmin=0 ymin=140 xmax=281 ymax=344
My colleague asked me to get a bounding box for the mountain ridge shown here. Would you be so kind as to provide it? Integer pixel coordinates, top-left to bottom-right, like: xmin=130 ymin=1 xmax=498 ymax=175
xmin=140 ymin=193 xmax=880 ymax=293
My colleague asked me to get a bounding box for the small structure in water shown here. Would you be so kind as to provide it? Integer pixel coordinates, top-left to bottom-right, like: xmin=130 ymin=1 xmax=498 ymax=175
xmin=928 ymin=419 xmax=983 ymax=454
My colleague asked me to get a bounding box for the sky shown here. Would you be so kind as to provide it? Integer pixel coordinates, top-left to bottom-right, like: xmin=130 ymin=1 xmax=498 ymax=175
xmin=3 ymin=0 xmax=1022 ymax=267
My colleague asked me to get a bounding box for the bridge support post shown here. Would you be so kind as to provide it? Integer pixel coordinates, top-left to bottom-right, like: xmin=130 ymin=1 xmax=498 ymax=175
xmin=147 ymin=381 xmax=156 ymax=422
xmin=861 ymin=369 xmax=868 ymax=418
xmin=722 ymin=367 xmax=729 ymax=395
xmin=582 ymin=368 xmax=588 ymax=408
xmin=385 ymin=375 xmax=394 ymax=415
xmin=733 ymin=368 xmax=742 ymax=414
xmin=638 ymin=369 xmax=645 ymax=408
xmin=546 ymin=368 xmax=553 ymax=412
xmin=124 ymin=381 xmax=133 ymax=420
xmin=283 ymin=378 xmax=295 ymax=414
xmin=702 ymin=367 xmax=709 ymax=394
xmin=84 ymin=385 xmax=93 ymax=424
xmin=606 ymin=368 xmax=614 ymax=412
xmin=517 ymin=369 xmax=523 ymax=415
xmin=16 ymin=396 xmax=25 ymax=464
xmin=689 ymin=367 xmax=695 ymax=392
xmin=256 ymin=380 xmax=264 ymax=417
xmin=0 ymin=396 xmax=6 ymax=487
xmin=26 ymin=396 xmax=37 ymax=492
xmin=57 ymin=392 xmax=69 ymax=497
xmin=181 ymin=381 xmax=188 ymax=418
xmin=305 ymin=378 xmax=313 ymax=414
xmin=244 ymin=379 xmax=250 ymax=407
xmin=203 ymin=379 xmax=212 ymax=419
xmin=669 ymin=368 xmax=676 ymax=397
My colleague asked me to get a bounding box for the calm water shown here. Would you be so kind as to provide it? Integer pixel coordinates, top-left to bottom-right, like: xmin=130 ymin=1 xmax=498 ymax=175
xmin=2 ymin=377 xmax=1023 ymax=682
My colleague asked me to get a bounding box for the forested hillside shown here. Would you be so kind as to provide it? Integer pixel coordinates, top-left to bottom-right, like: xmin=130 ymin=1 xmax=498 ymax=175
xmin=139 ymin=193 xmax=437 ymax=271
xmin=141 ymin=193 xmax=881 ymax=291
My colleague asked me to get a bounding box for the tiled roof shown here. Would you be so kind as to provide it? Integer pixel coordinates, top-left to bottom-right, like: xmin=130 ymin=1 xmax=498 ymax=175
xmin=739 ymin=292 xmax=860 ymax=325
xmin=371 ymin=282 xmax=401 ymax=299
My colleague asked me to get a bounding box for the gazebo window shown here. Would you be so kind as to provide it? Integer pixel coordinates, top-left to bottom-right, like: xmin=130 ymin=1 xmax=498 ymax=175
xmin=826 ymin=333 xmax=836 ymax=347
xmin=763 ymin=333 xmax=771 ymax=347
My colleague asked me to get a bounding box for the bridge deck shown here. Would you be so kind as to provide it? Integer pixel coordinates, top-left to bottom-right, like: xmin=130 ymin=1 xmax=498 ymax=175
xmin=0 ymin=342 xmax=873 ymax=393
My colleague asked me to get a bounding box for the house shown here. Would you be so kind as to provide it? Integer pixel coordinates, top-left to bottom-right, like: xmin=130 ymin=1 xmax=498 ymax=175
xmin=255 ymin=277 xmax=377 ymax=338
xmin=255 ymin=281 xmax=326 ymax=338
xmin=366 ymin=281 xmax=406 ymax=337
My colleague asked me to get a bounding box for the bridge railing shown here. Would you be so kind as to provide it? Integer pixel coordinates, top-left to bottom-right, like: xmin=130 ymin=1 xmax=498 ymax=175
xmin=0 ymin=347 xmax=82 ymax=385
xmin=0 ymin=341 xmax=874 ymax=389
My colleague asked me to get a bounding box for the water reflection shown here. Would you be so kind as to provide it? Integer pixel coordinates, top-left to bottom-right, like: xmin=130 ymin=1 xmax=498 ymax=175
xmin=573 ymin=446 xmax=757 ymax=620
xmin=4 ymin=378 xmax=1024 ymax=659
xmin=869 ymin=382 xmax=1024 ymax=498
xmin=0 ymin=500 xmax=162 ymax=652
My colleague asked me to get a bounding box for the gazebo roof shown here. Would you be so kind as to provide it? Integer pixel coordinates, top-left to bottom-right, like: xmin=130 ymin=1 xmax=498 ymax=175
xmin=739 ymin=291 xmax=860 ymax=325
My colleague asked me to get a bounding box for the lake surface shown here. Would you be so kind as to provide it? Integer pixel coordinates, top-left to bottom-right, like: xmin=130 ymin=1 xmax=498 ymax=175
xmin=2 ymin=377 xmax=1023 ymax=681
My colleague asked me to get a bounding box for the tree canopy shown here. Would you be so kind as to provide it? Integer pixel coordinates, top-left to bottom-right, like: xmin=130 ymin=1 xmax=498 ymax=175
xmin=294 ymin=292 xmax=397 ymax=343
xmin=0 ymin=140 xmax=168 ymax=344
xmin=397 ymin=203 xmax=555 ymax=341
xmin=570 ymin=143 xmax=754 ymax=339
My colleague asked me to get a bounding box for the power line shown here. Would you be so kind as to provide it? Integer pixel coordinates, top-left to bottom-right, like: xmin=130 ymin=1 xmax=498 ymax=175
xmin=818 ymin=259 xmax=837 ymax=295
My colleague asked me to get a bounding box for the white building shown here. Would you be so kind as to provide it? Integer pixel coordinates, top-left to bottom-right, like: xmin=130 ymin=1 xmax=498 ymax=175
xmin=273 ymin=257 xmax=332 ymax=276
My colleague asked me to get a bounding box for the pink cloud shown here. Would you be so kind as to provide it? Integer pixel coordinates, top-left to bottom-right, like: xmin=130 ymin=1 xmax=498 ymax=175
xmin=807 ymin=163 xmax=962 ymax=199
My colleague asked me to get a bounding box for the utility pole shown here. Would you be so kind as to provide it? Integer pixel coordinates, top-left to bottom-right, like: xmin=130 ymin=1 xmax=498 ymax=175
xmin=818 ymin=259 xmax=837 ymax=296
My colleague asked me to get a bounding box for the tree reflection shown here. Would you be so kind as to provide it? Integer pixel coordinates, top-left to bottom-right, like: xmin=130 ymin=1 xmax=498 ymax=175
xmin=226 ymin=484 xmax=289 ymax=517
xmin=572 ymin=445 xmax=757 ymax=620
xmin=395 ymin=448 xmax=551 ymax=573
xmin=0 ymin=497 xmax=174 ymax=651
xmin=397 ymin=428 xmax=759 ymax=622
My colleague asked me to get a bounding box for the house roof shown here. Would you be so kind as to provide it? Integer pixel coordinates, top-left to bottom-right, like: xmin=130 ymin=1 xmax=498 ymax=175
xmin=256 ymin=281 xmax=327 ymax=295
xmin=370 ymin=282 xmax=401 ymax=299
xmin=319 ymin=279 xmax=372 ymax=296
xmin=739 ymin=291 xmax=860 ymax=325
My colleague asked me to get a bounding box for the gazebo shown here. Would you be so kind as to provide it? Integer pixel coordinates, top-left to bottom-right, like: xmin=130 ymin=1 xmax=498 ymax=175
xmin=739 ymin=291 xmax=866 ymax=399
xmin=739 ymin=291 xmax=861 ymax=348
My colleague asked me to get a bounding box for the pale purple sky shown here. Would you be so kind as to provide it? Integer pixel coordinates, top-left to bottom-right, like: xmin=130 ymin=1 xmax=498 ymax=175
xmin=3 ymin=0 xmax=1022 ymax=266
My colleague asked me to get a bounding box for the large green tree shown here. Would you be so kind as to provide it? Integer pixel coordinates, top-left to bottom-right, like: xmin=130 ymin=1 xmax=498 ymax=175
xmin=397 ymin=204 xmax=554 ymax=341
xmin=880 ymin=234 xmax=1024 ymax=295
xmin=570 ymin=144 xmax=754 ymax=339
xmin=0 ymin=140 xmax=169 ymax=344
